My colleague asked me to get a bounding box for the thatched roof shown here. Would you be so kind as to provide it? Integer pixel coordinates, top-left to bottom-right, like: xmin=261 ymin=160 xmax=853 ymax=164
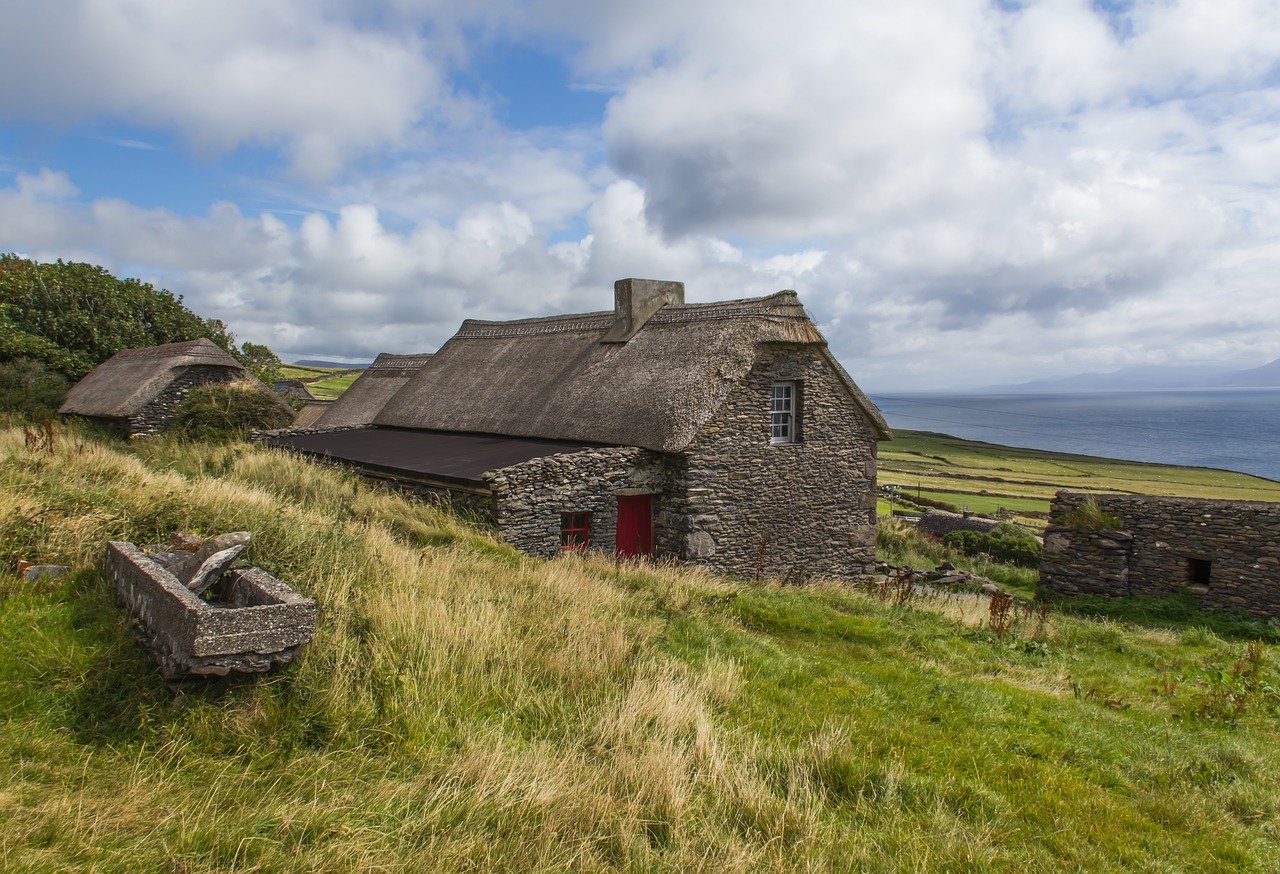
xmin=291 ymin=403 xmax=332 ymax=428
xmin=374 ymin=291 xmax=890 ymax=452
xmin=59 ymin=338 xmax=246 ymax=419
xmin=314 ymin=353 xmax=434 ymax=428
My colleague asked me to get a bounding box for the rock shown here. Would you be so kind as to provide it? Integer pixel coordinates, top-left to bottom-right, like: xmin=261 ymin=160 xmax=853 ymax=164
xmin=21 ymin=564 xmax=70 ymax=582
xmin=170 ymin=532 xmax=251 ymax=591
xmin=934 ymin=572 xmax=970 ymax=586
xmin=980 ymin=582 xmax=1006 ymax=597
xmin=144 ymin=550 xmax=191 ymax=569
xmin=183 ymin=545 xmax=249 ymax=596
xmin=937 ymin=560 xmax=956 ymax=572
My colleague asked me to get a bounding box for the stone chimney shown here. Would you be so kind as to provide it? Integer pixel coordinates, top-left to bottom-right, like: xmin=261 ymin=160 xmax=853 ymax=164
xmin=601 ymin=278 xmax=685 ymax=343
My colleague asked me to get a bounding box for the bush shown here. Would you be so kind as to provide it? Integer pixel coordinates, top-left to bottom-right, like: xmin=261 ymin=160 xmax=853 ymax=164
xmin=0 ymin=358 xmax=69 ymax=420
xmin=943 ymin=529 xmax=1043 ymax=568
xmin=169 ymin=381 xmax=293 ymax=440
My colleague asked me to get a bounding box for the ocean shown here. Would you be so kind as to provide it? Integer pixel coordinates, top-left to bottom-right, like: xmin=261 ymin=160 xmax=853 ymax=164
xmin=869 ymin=389 xmax=1280 ymax=483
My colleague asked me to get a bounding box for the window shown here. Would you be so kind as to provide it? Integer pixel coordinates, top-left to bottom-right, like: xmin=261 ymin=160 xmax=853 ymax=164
xmin=560 ymin=512 xmax=591 ymax=550
xmin=771 ymin=381 xmax=801 ymax=443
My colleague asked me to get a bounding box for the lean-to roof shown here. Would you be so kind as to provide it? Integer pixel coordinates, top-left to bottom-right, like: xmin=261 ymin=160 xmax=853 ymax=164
xmin=58 ymin=338 xmax=246 ymax=419
xmin=313 ymin=353 xmax=434 ymax=428
xmin=374 ymin=291 xmax=889 ymax=452
xmin=271 ymin=427 xmax=597 ymax=487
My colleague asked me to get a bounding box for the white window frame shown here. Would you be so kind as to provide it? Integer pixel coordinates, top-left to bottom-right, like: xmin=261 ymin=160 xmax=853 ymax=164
xmin=770 ymin=381 xmax=797 ymax=444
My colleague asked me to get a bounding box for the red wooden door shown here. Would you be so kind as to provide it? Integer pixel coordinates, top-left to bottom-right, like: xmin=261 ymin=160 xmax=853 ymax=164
xmin=615 ymin=495 xmax=653 ymax=558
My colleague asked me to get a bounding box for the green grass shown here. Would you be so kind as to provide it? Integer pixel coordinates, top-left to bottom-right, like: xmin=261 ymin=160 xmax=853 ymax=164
xmin=303 ymin=370 xmax=362 ymax=400
xmin=880 ymin=430 xmax=1280 ymax=529
xmin=3 ymin=424 xmax=1280 ymax=870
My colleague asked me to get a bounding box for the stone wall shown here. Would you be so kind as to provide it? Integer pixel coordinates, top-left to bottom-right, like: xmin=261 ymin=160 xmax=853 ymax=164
xmin=915 ymin=509 xmax=1001 ymax=539
xmin=485 ymin=447 xmax=675 ymax=557
xmin=672 ymin=344 xmax=880 ymax=582
xmin=1039 ymin=491 xmax=1280 ymax=617
xmin=127 ymin=365 xmax=241 ymax=436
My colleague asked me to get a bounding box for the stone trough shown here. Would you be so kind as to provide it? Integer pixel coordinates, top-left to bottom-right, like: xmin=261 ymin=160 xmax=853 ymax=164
xmin=105 ymin=540 xmax=316 ymax=681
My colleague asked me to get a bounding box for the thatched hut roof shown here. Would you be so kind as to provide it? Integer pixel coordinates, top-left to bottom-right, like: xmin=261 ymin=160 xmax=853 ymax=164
xmin=374 ymin=291 xmax=889 ymax=452
xmin=59 ymin=338 xmax=246 ymax=419
xmin=291 ymin=402 xmax=332 ymax=428
xmin=314 ymin=353 xmax=434 ymax=428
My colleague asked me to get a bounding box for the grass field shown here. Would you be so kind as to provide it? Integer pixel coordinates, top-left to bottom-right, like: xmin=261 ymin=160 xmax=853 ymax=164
xmin=2 ymin=424 xmax=1280 ymax=870
xmin=276 ymin=364 xmax=364 ymax=401
xmin=879 ymin=430 xmax=1280 ymax=526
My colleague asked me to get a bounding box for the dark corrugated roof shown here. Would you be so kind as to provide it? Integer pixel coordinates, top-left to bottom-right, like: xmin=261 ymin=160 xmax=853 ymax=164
xmin=268 ymin=427 xmax=601 ymax=487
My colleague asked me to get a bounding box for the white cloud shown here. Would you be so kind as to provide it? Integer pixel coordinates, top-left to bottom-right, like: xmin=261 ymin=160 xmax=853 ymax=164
xmin=3 ymin=1 xmax=1280 ymax=389
xmin=0 ymin=1 xmax=460 ymax=180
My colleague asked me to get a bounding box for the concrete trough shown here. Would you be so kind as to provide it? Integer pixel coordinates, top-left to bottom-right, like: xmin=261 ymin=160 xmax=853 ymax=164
xmin=105 ymin=540 xmax=316 ymax=681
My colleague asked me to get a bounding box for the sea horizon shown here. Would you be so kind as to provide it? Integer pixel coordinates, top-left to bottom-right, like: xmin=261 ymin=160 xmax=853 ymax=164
xmin=870 ymin=387 xmax=1280 ymax=483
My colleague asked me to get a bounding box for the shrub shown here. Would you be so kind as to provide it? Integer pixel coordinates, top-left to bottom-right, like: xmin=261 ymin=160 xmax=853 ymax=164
xmin=169 ymin=380 xmax=293 ymax=440
xmin=943 ymin=529 xmax=1043 ymax=568
xmin=1060 ymin=497 xmax=1124 ymax=532
xmin=0 ymin=357 xmax=69 ymax=420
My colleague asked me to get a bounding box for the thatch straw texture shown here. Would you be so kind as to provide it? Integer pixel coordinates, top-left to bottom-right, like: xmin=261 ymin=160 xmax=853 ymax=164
xmin=58 ymin=338 xmax=245 ymax=419
xmin=314 ymin=354 xmax=434 ymax=427
xmin=375 ymin=291 xmax=889 ymax=452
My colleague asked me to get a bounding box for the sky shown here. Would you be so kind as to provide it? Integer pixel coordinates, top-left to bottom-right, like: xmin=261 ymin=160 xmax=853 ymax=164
xmin=1 ymin=0 xmax=1279 ymax=391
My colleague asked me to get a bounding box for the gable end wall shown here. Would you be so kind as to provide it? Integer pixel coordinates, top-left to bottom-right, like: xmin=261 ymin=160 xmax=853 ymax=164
xmin=128 ymin=365 xmax=243 ymax=436
xmin=675 ymin=345 xmax=879 ymax=581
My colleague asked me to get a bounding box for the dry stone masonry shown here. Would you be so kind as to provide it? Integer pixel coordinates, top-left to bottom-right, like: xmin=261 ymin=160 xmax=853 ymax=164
xmin=1039 ymin=491 xmax=1280 ymax=618
xmin=126 ymin=365 xmax=240 ymax=435
xmin=105 ymin=539 xmax=316 ymax=681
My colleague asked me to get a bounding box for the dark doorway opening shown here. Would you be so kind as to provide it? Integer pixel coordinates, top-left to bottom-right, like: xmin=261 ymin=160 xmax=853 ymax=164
xmin=1186 ymin=558 xmax=1212 ymax=588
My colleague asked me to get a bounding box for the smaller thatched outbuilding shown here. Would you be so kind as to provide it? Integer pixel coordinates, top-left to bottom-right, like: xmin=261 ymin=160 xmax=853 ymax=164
xmin=313 ymin=353 xmax=434 ymax=428
xmin=59 ymin=338 xmax=287 ymax=436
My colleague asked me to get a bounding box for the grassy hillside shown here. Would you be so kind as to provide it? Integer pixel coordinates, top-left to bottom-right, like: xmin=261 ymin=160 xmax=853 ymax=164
xmin=3 ymin=425 xmax=1280 ymax=870
xmin=276 ymin=365 xmax=363 ymax=401
xmin=879 ymin=430 xmax=1280 ymax=527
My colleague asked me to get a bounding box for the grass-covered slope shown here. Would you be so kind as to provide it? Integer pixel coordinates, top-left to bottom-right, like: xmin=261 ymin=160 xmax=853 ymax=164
xmin=3 ymin=426 xmax=1280 ymax=871
xmin=879 ymin=429 xmax=1280 ymax=527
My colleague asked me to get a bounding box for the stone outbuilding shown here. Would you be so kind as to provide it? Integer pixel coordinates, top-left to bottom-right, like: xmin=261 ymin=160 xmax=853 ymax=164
xmin=59 ymin=338 xmax=290 ymax=436
xmin=1039 ymin=491 xmax=1280 ymax=618
xmin=268 ymin=279 xmax=891 ymax=581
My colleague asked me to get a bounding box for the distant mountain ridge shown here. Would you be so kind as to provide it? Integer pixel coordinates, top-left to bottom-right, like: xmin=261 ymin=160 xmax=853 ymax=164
xmin=291 ymin=359 xmax=373 ymax=370
xmin=980 ymin=358 xmax=1280 ymax=393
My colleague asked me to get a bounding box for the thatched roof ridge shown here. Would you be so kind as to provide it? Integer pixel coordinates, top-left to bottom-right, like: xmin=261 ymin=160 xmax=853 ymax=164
xmin=59 ymin=338 xmax=245 ymax=419
xmin=314 ymin=352 xmax=434 ymax=428
xmin=374 ymin=290 xmax=889 ymax=451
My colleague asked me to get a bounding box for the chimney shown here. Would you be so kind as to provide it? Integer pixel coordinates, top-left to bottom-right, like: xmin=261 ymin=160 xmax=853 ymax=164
xmin=601 ymin=278 xmax=685 ymax=343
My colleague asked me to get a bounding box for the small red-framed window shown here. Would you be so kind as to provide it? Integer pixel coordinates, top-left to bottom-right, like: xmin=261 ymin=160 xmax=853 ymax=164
xmin=560 ymin=512 xmax=591 ymax=550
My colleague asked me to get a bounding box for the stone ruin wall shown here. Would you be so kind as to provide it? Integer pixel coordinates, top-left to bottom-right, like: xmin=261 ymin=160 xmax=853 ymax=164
xmin=1040 ymin=491 xmax=1280 ymax=618
xmin=128 ymin=365 xmax=242 ymax=436
xmin=674 ymin=345 xmax=880 ymax=583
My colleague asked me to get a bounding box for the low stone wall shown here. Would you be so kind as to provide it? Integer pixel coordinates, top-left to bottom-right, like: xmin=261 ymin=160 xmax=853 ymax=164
xmin=915 ymin=510 xmax=1001 ymax=539
xmin=105 ymin=541 xmax=316 ymax=680
xmin=1039 ymin=491 xmax=1280 ymax=617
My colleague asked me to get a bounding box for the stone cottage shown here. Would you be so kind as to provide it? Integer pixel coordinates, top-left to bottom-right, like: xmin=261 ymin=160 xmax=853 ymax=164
xmin=59 ymin=338 xmax=290 ymax=436
xmin=268 ymin=279 xmax=891 ymax=581
xmin=1039 ymin=491 xmax=1280 ymax=618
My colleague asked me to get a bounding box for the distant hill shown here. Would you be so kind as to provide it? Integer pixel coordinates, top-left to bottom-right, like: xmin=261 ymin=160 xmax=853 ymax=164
xmin=980 ymin=359 xmax=1280 ymax=393
xmin=1224 ymin=358 xmax=1280 ymax=387
xmin=291 ymin=359 xmax=372 ymax=370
